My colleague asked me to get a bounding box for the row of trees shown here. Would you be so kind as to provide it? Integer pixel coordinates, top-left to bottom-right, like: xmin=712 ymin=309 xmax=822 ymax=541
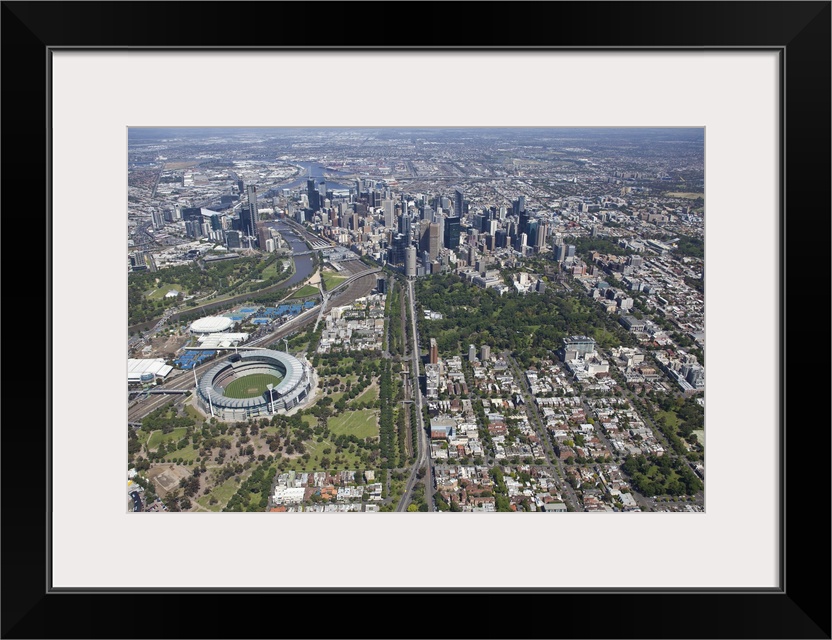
xmin=386 ymin=281 xmax=405 ymax=357
xmin=377 ymin=360 xmax=397 ymax=468
xmin=397 ymin=399 xmax=408 ymax=464
xmin=472 ymin=398 xmax=494 ymax=460
xmin=488 ymin=467 xmax=513 ymax=512
xmin=406 ymin=480 xmax=429 ymax=512
xmin=313 ymin=353 xmax=382 ymax=380
xmin=410 ymin=401 xmax=419 ymax=460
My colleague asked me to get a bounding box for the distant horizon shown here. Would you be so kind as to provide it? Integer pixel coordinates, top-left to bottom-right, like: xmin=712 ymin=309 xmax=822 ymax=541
xmin=130 ymin=126 xmax=704 ymax=138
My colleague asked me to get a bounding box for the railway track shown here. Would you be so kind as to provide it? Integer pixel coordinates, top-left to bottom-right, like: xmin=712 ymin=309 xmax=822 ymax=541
xmin=128 ymin=267 xmax=378 ymax=424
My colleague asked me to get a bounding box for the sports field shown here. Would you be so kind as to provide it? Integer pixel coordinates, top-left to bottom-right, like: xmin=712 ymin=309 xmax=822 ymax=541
xmin=327 ymin=409 xmax=379 ymax=439
xmin=224 ymin=373 xmax=283 ymax=398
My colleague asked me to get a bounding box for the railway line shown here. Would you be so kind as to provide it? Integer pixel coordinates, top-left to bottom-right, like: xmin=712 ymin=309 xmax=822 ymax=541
xmin=128 ymin=264 xmax=378 ymax=425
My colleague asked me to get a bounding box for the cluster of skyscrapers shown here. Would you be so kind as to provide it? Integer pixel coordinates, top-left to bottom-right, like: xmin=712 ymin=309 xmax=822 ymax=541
xmin=154 ymin=179 xmax=289 ymax=252
xmin=162 ymin=169 xmax=558 ymax=275
xmin=306 ymin=183 xmax=552 ymax=279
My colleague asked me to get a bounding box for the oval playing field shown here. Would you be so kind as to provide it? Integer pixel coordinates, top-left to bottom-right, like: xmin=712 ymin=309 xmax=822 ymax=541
xmin=223 ymin=373 xmax=284 ymax=399
xmin=196 ymin=349 xmax=313 ymax=421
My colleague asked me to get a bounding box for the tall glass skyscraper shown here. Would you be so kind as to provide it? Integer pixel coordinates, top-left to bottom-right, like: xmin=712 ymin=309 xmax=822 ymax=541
xmin=444 ymin=216 xmax=460 ymax=250
xmin=241 ymin=184 xmax=257 ymax=237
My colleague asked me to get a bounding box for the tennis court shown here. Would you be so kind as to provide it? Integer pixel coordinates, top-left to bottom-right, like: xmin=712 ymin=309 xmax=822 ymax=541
xmin=173 ymin=350 xmax=216 ymax=369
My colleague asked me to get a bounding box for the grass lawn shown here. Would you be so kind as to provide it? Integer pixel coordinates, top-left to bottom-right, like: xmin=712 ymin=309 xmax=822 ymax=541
xmin=288 ymin=340 xmax=310 ymax=354
xmin=321 ymin=371 xmax=358 ymax=385
xmin=197 ymin=475 xmax=244 ymax=512
xmin=261 ymin=415 xmax=315 ymax=436
xmin=147 ymin=427 xmax=188 ymax=450
xmin=329 ymin=356 xmax=355 ymax=368
xmin=290 ymin=284 xmax=320 ymax=299
xmin=164 ymin=444 xmax=198 ymax=463
xmin=276 ymin=437 xmax=364 ymax=473
xmin=146 ymin=283 xmax=185 ymax=300
xmin=261 ymin=261 xmax=281 ymax=279
xmin=224 ymin=373 xmax=284 ymax=399
xmin=326 ymin=391 xmax=345 ymax=404
xmin=692 ymin=429 xmax=705 ymax=446
xmin=328 ymin=409 xmax=379 ymax=439
xmin=318 ymin=376 xmax=359 ymax=404
xmin=390 ymin=479 xmax=404 ymax=502
xmin=645 ymin=464 xmax=681 ymax=486
xmin=135 ymin=429 xmax=152 ymax=446
xmin=247 ymin=491 xmax=268 ymax=509
xmin=322 ymin=272 xmax=346 ymax=291
xmin=655 ymin=410 xmax=680 ymax=429
xmin=183 ymin=405 xmax=204 ymax=423
xmin=352 ymin=384 xmax=379 ymax=405
xmin=189 ymin=293 xmax=234 ymax=310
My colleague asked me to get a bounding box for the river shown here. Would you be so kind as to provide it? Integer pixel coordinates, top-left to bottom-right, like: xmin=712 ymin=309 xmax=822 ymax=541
xmin=128 ymin=221 xmax=317 ymax=334
xmin=269 ymin=161 xmax=353 ymax=192
xmin=268 ymin=221 xmax=314 ymax=287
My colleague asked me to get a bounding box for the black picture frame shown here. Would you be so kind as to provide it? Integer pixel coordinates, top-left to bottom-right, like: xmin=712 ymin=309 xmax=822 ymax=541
xmin=2 ymin=2 xmax=829 ymax=638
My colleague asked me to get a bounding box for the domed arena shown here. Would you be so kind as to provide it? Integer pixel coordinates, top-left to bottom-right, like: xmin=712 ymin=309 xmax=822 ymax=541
xmin=195 ymin=349 xmax=312 ymax=420
xmin=189 ymin=316 xmax=234 ymax=335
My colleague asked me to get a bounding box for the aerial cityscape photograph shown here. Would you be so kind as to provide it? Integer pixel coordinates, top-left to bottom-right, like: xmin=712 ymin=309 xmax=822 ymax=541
xmin=127 ymin=127 xmax=705 ymax=514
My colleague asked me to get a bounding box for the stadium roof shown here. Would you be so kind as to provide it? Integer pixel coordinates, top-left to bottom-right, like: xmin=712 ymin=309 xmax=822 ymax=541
xmin=128 ymin=359 xmax=173 ymax=381
xmin=196 ymin=332 xmax=249 ymax=348
xmin=190 ymin=316 xmax=234 ymax=334
xmin=197 ymin=350 xmax=305 ymax=410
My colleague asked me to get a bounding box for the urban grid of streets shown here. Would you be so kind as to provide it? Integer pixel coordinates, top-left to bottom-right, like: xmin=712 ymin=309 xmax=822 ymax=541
xmin=127 ymin=127 xmax=705 ymax=514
